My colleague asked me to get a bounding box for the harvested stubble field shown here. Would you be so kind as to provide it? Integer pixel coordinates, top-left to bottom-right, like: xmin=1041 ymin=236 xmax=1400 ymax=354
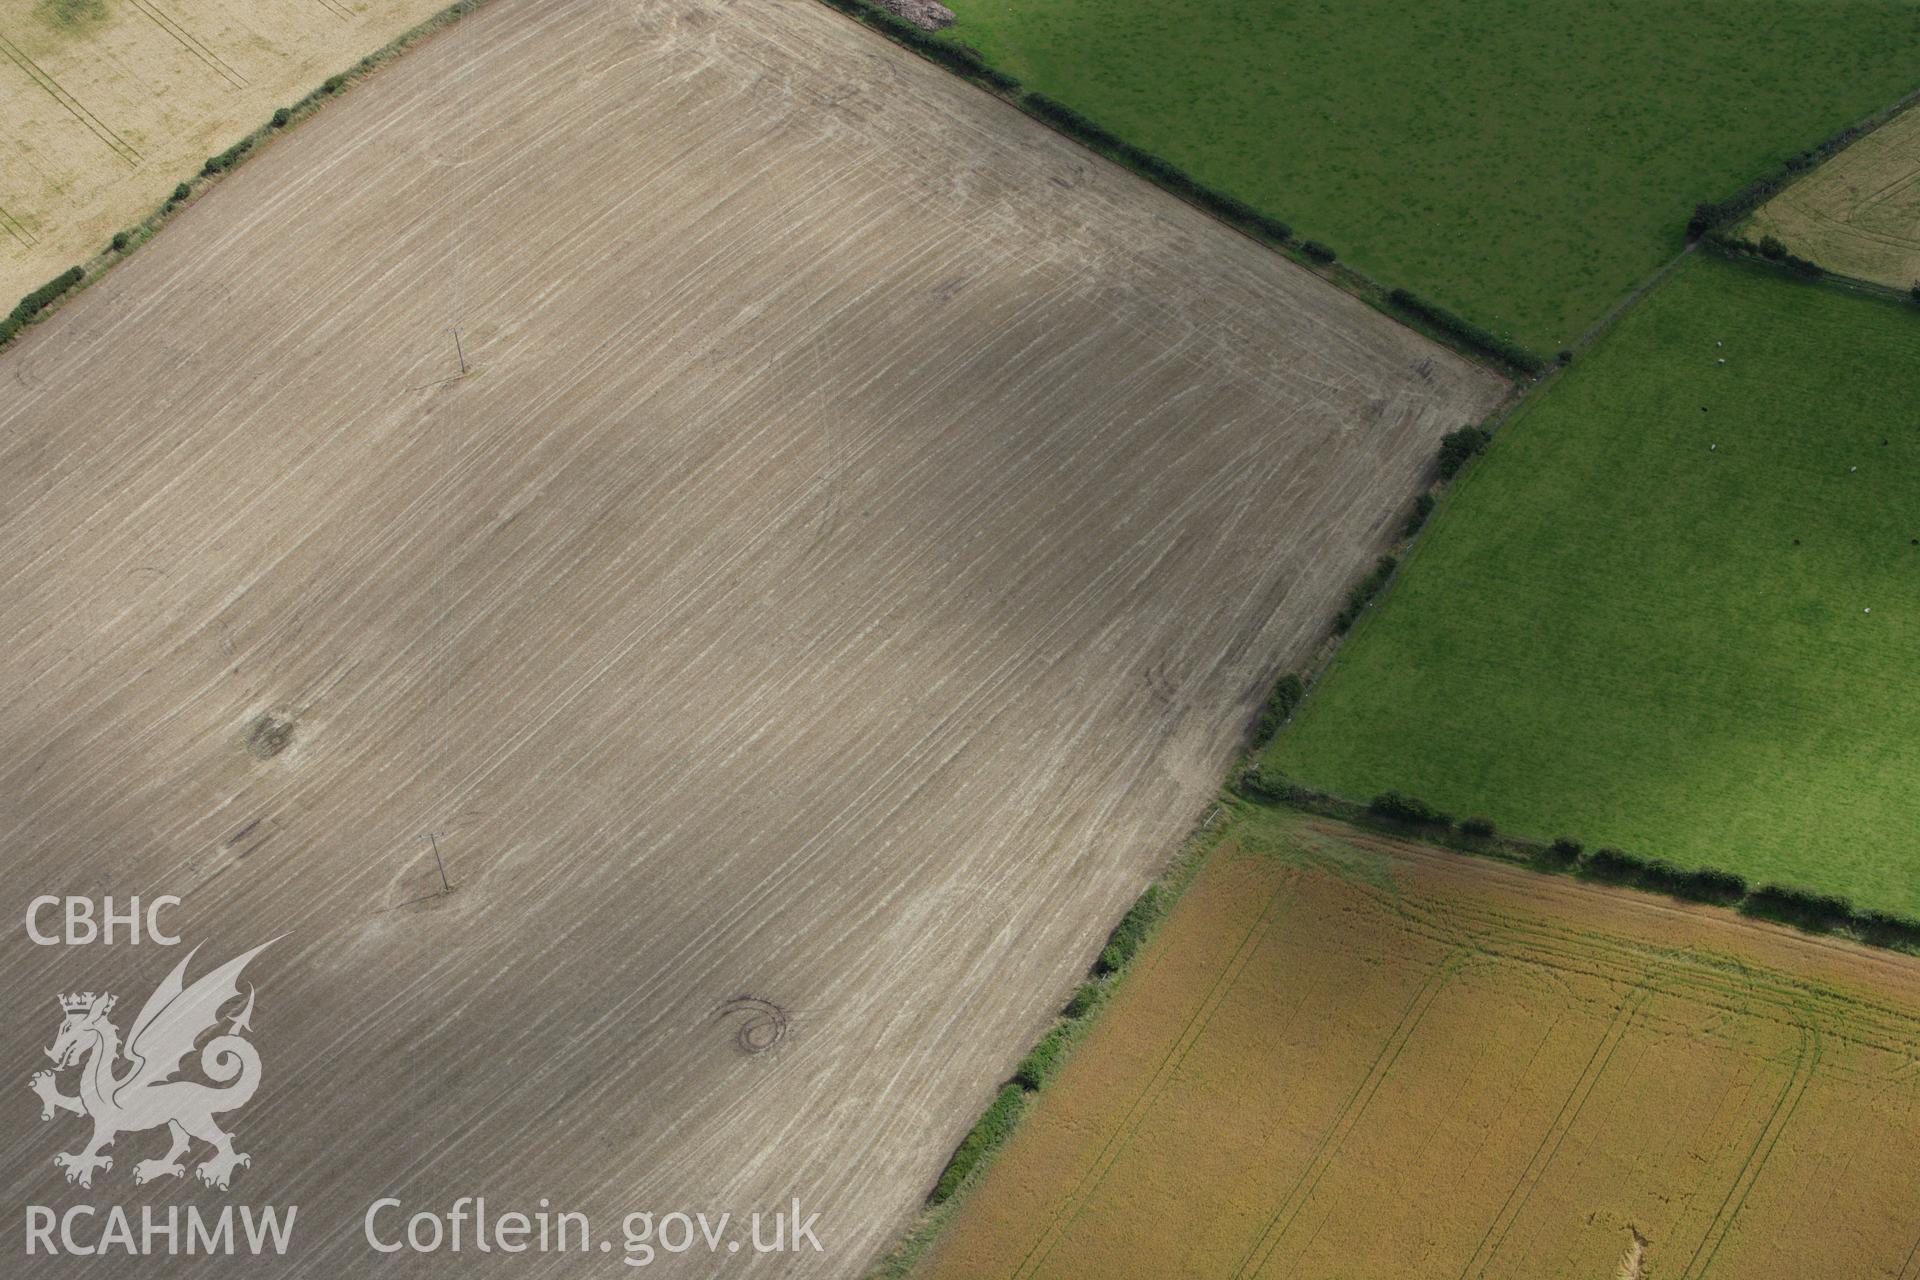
xmin=0 ymin=0 xmax=451 ymax=302
xmin=1749 ymin=104 xmax=1920 ymax=291
xmin=0 ymin=0 xmax=1501 ymax=1272
xmin=923 ymin=808 xmax=1920 ymax=1280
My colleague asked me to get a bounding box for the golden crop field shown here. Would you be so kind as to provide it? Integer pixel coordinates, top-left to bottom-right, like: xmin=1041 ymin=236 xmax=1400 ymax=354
xmin=0 ymin=0 xmax=449 ymax=301
xmin=923 ymin=809 xmax=1920 ymax=1280
xmin=1748 ymin=104 xmax=1920 ymax=291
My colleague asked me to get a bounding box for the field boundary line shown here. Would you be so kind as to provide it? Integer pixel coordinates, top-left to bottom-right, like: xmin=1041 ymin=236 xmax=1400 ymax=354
xmin=1009 ymin=872 xmax=1299 ymax=1280
xmin=126 ymin=0 xmax=249 ymax=89
xmin=0 ymin=0 xmax=502 ymax=360
xmin=0 ymin=30 xmax=140 ymax=165
xmin=1247 ymin=785 xmax=1920 ymax=962
xmin=805 ymin=0 xmax=1539 ymax=385
xmin=1698 ymin=234 xmax=1920 ymax=307
xmin=1712 ymin=85 xmax=1920 ymax=243
xmin=1312 ymin=822 xmax=1920 ymax=1056
xmin=871 ymin=801 xmax=1234 ymax=1279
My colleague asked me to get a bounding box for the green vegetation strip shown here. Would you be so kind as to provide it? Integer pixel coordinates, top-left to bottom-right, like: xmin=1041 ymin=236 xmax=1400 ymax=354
xmin=1240 ymin=774 xmax=1920 ymax=952
xmin=0 ymin=0 xmax=499 ymax=357
xmin=868 ymin=804 xmax=1225 ymax=1277
xmin=1269 ymin=254 xmax=1920 ymax=917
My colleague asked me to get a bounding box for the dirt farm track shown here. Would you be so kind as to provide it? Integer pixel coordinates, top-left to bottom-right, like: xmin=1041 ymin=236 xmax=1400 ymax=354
xmin=0 ymin=0 xmax=1502 ymax=1273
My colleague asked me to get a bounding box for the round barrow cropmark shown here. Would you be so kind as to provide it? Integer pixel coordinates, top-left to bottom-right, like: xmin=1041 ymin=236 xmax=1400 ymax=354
xmin=713 ymin=996 xmax=790 ymax=1056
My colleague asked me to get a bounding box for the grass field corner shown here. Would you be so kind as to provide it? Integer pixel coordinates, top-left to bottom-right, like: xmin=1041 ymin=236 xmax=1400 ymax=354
xmin=937 ymin=0 xmax=1920 ymax=353
xmin=1267 ymin=253 xmax=1920 ymax=915
xmin=1749 ymin=101 xmax=1920 ymax=292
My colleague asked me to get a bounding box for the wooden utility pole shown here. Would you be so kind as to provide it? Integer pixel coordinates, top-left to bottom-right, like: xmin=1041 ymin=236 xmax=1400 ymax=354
xmin=423 ymin=831 xmax=450 ymax=894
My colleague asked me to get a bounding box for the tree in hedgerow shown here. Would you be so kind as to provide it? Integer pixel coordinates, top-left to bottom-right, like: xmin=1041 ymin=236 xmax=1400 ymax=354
xmin=1437 ymin=426 xmax=1490 ymax=479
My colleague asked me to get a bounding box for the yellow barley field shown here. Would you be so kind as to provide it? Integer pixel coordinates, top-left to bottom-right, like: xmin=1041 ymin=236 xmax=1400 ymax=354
xmin=922 ymin=810 xmax=1920 ymax=1280
xmin=1749 ymin=104 xmax=1920 ymax=291
xmin=0 ymin=0 xmax=448 ymax=300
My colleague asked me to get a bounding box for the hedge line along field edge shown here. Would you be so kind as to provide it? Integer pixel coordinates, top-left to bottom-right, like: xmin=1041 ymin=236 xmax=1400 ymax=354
xmin=1262 ymin=253 xmax=1920 ymax=919
xmin=878 ymin=768 xmax=1920 ymax=1278
xmin=0 ymin=0 xmax=502 ymax=359
xmin=864 ymin=798 xmax=1230 ymax=1279
xmin=1233 ymin=773 xmax=1920 ymax=956
xmin=809 ymin=0 xmax=1547 ymax=381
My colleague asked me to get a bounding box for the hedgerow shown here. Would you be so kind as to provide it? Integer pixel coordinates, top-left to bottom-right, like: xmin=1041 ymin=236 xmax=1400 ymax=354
xmin=1537 ymin=838 xmax=1583 ymax=870
xmin=929 ymin=1084 xmax=1026 ymax=1204
xmin=202 ymin=138 xmax=252 ymax=176
xmin=1388 ymin=287 xmax=1546 ymax=375
xmin=1404 ymin=492 xmax=1436 ymax=537
xmin=1703 ymin=229 xmax=1826 ymax=282
xmin=1022 ymin=95 xmax=1297 ymax=248
xmin=1095 ymin=886 xmax=1162 ymax=974
xmin=1253 ymin=673 xmax=1304 ymax=746
xmin=1241 ymin=780 xmax=1920 ymax=954
xmin=1437 ymin=425 xmax=1490 ymax=479
xmin=817 ymin=0 xmax=1020 ymax=90
xmin=1011 ymin=1024 xmax=1073 ymax=1091
xmin=1744 ymin=884 xmax=1855 ymax=933
xmin=1368 ymin=790 xmax=1451 ymax=828
xmin=1062 ymin=979 xmax=1102 ymax=1019
xmin=0 ymin=266 xmax=85 ymax=347
xmin=1686 ymin=114 xmax=1883 ymax=241
xmin=1335 ymin=555 xmax=1398 ymax=633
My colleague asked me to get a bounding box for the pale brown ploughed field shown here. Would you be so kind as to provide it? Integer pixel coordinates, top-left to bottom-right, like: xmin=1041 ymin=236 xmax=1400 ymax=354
xmin=0 ymin=0 xmax=1502 ymax=1273
xmin=925 ymin=813 xmax=1920 ymax=1280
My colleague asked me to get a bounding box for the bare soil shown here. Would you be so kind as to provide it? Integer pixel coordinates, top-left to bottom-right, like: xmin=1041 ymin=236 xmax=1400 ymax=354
xmin=0 ymin=0 xmax=1502 ymax=1274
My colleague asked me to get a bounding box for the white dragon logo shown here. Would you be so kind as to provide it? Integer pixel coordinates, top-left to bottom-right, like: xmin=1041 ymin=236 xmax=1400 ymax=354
xmin=30 ymin=941 xmax=273 ymax=1191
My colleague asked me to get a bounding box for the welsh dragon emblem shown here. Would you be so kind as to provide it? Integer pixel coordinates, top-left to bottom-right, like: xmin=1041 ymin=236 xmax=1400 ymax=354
xmin=30 ymin=942 xmax=273 ymax=1191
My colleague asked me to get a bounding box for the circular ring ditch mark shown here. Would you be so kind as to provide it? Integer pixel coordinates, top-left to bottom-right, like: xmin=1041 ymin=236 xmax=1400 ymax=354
xmin=713 ymin=995 xmax=790 ymax=1056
